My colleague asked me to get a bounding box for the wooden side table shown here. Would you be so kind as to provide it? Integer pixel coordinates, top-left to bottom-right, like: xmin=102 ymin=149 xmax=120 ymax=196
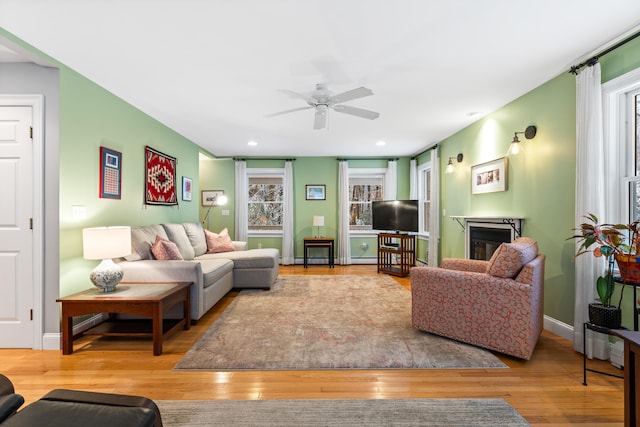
xmin=304 ymin=237 xmax=335 ymax=268
xmin=57 ymin=282 xmax=191 ymax=356
xmin=612 ymin=329 xmax=640 ymax=427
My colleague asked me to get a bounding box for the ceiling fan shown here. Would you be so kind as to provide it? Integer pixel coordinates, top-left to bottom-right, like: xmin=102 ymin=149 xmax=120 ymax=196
xmin=266 ymin=83 xmax=380 ymax=130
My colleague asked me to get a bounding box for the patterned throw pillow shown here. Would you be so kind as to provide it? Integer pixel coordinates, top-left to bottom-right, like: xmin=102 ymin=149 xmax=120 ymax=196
xmin=150 ymin=235 xmax=184 ymax=260
xmin=486 ymin=238 xmax=538 ymax=279
xmin=205 ymin=228 xmax=236 ymax=254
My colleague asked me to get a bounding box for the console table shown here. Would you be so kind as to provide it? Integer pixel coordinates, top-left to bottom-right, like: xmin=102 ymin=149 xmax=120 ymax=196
xmin=57 ymin=282 xmax=191 ymax=356
xmin=303 ymin=237 xmax=335 ymax=268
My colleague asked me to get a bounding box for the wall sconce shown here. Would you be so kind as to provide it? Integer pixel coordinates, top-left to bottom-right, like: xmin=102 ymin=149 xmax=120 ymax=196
xmin=445 ymin=153 xmax=463 ymax=174
xmin=508 ymin=125 xmax=537 ymax=155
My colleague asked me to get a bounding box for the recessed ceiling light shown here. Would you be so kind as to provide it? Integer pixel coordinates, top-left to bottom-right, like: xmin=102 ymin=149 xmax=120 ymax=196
xmin=248 ymin=141 xmax=258 ymax=146
xmin=376 ymin=140 xmax=386 ymax=146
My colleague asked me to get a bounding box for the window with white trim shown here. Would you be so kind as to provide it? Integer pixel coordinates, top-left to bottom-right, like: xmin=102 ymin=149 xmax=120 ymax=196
xmin=247 ymin=174 xmax=283 ymax=232
xmin=629 ymin=89 xmax=640 ymax=223
xmin=348 ymin=171 xmax=384 ymax=230
xmin=419 ymin=165 xmax=432 ymax=234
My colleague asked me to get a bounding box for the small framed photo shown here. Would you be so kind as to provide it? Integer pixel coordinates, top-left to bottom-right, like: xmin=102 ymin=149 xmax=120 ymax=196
xmin=471 ymin=157 xmax=508 ymax=194
xmin=182 ymin=177 xmax=192 ymax=201
xmin=306 ymin=184 xmax=326 ymax=200
xmin=202 ymin=190 xmax=225 ymax=206
xmin=99 ymin=146 xmax=122 ymax=199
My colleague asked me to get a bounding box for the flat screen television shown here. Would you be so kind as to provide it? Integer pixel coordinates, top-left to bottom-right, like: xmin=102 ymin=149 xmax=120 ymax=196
xmin=372 ymin=200 xmax=418 ymax=233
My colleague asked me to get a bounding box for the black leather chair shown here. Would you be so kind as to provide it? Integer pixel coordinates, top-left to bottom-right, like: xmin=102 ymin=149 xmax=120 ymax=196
xmin=0 ymin=374 xmax=162 ymax=427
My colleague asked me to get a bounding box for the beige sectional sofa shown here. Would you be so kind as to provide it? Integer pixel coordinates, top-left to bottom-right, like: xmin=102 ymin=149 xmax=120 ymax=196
xmin=117 ymin=222 xmax=279 ymax=320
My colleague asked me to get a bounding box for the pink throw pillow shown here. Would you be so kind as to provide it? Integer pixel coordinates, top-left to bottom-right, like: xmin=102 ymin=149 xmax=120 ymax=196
xmin=151 ymin=235 xmax=184 ymax=260
xmin=486 ymin=239 xmax=538 ymax=279
xmin=205 ymin=228 xmax=236 ymax=254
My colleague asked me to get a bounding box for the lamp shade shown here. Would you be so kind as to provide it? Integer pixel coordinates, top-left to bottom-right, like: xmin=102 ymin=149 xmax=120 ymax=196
xmin=83 ymin=226 xmax=132 ymax=260
xmin=313 ymin=216 xmax=325 ymax=227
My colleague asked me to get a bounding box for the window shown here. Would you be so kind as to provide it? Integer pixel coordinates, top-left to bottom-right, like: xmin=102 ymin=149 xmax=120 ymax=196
xmin=630 ymin=90 xmax=640 ymax=223
xmin=348 ymin=173 xmax=384 ymax=230
xmin=247 ymin=175 xmax=283 ymax=231
xmin=422 ymin=168 xmax=431 ymax=234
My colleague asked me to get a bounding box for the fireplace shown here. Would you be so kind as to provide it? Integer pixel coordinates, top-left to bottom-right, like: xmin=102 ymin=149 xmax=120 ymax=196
xmin=456 ymin=217 xmax=523 ymax=260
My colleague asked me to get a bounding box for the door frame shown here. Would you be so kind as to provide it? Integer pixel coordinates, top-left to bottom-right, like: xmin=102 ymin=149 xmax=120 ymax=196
xmin=0 ymin=94 xmax=44 ymax=349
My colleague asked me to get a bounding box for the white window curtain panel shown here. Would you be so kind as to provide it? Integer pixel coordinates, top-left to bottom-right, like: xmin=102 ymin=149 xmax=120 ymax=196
xmin=574 ymin=62 xmax=609 ymax=359
xmin=281 ymin=161 xmax=294 ymax=265
xmin=337 ymin=160 xmax=351 ymax=265
xmin=384 ymin=160 xmax=397 ymax=200
xmin=428 ymin=147 xmax=440 ymax=267
xmin=234 ymin=160 xmax=248 ymax=242
xmin=409 ymin=158 xmax=418 ymax=200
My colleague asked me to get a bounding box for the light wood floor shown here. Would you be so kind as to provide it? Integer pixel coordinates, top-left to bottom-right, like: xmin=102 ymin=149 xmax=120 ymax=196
xmin=1 ymin=265 xmax=625 ymax=425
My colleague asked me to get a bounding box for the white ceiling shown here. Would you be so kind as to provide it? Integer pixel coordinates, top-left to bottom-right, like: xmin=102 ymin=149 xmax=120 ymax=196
xmin=1 ymin=1 xmax=640 ymax=158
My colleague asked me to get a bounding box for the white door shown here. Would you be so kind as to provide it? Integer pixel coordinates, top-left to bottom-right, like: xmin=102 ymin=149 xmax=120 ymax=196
xmin=0 ymin=106 xmax=34 ymax=347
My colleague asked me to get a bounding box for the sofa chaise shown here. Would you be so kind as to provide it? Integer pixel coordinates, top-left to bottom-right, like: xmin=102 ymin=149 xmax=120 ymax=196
xmin=411 ymin=237 xmax=545 ymax=360
xmin=117 ymin=222 xmax=280 ymax=321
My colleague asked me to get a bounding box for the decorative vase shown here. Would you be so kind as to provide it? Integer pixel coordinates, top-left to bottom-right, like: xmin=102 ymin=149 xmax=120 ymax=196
xmin=615 ymin=253 xmax=640 ymax=284
xmin=588 ymin=303 xmax=622 ymax=329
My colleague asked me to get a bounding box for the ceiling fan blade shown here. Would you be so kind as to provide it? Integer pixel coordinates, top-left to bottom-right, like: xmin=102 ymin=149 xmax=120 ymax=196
xmin=314 ymin=105 xmax=328 ymax=130
xmin=329 ymin=87 xmax=373 ymax=104
xmin=265 ymin=106 xmax=313 ymax=117
xmin=278 ymin=89 xmax=316 ymax=104
xmin=332 ymin=104 xmax=380 ymax=120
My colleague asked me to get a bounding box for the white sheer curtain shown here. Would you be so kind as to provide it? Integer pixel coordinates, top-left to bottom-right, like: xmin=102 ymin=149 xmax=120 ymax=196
xmin=337 ymin=160 xmax=351 ymax=265
xmin=281 ymin=160 xmax=294 ymax=265
xmin=409 ymin=158 xmax=418 ymax=200
xmin=384 ymin=160 xmax=397 ymax=200
xmin=234 ymin=160 xmax=248 ymax=242
xmin=428 ymin=147 xmax=440 ymax=267
xmin=574 ymin=62 xmax=609 ymax=359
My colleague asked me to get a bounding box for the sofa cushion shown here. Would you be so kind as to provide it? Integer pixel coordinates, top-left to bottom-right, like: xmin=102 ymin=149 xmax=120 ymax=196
xmin=205 ymin=228 xmax=236 ymax=254
xmin=198 ymin=258 xmax=234 ymax=289
xmin=126 ymin=225 xmax=169 ymax=261
xmin=162 ymin=223 xmax=195 ymax=260
xmin=198 ymin=248 xmax=279 ymax=269
xmin=183 ymin=222 xmax=207 ymax=256
xmin=486 ymin=238 xmax=538 ymax=279
xmin=150 ymin=235 xmax=183 ymax=260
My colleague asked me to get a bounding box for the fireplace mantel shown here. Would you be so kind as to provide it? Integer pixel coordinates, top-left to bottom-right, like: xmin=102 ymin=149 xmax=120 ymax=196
xmin=450 ymin=216 xmax=525 ymax=260
xmin=450 ymin=216 xmax=524 ymax=237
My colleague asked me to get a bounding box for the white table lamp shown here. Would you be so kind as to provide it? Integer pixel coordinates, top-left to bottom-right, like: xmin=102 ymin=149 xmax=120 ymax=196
xmin=83 ymin=226 xmax=132 ymax=292
xmin=313 ymin=216 xmax=324 ymax=238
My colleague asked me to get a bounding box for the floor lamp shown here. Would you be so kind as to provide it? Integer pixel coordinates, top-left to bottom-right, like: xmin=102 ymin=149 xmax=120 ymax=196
xmin=202 ymin=194 xmax=228 ymax=230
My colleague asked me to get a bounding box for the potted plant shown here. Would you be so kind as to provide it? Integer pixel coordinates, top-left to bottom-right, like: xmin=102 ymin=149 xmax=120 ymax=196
xmin=570 ymin=214 xmax=640 ymax=328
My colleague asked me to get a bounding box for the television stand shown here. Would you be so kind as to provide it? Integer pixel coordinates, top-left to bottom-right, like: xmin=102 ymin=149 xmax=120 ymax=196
xmin=377 ymin=233 xmax=416 ymax=277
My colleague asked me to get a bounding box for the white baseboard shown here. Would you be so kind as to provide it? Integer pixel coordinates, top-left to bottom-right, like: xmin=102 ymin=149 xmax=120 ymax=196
xmin=543 ymin=315 xmax=573 ymax=341
xmin=41 ymin=313 xmax=107 ymax=351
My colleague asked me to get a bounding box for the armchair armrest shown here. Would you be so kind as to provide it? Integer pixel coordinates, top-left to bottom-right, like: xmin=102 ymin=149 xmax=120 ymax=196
xmin=440 ymin=258 xmax=489 ymax=273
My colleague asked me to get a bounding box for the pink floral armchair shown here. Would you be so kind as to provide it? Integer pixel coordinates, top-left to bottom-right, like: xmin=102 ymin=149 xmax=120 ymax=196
xmin=411 ymin=237 xmax=545 ymax=360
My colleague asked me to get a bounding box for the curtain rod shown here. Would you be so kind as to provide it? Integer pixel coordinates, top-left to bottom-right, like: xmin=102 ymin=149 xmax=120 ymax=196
xmin=411 ymin=143 xmax=439 ymax=160
xmin=232 ymin=157 xmax=295 ymax=161
xmin=570 ymin=29 xmax=640 ymax=74
xmin=337 ymin=157 xmax=399 ymax=161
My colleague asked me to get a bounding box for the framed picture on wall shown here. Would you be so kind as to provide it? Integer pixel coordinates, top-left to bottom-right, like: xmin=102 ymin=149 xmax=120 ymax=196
xmin=306 ymin=184 xmax=326 ymax=200
xmin=471 ymin=157 xmax=508 ymax=194
xmin=182 ymin=177 xmax=192 ymax=201
xmin=99 ymin=146 xmax=122 ymax=199
xmin=202 ymin=190 xmax=225 ymax=206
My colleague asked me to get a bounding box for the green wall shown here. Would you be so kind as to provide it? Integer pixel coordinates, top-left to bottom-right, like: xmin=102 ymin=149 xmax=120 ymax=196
xmin=199 ymin=157 xmax=411 ymax=259
xmin=58 ymin=67 xmax=202 ymax=297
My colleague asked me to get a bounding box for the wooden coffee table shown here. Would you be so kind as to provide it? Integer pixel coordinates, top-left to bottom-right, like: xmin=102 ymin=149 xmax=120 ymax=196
xmin=57 ymin=282 xmax=191 ymax=356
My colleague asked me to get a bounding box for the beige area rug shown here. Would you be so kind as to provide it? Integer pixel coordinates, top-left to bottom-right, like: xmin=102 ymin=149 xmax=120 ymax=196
xmin=175 ymin=275 xmax=507 ymax=370
xmin=156 ymin=399 xmax=530 ymax=426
